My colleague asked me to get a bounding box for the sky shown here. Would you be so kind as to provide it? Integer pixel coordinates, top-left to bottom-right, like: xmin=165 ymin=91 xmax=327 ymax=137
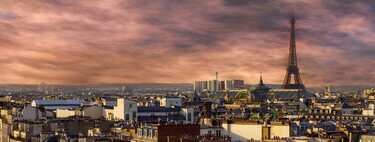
xmin=0 ymin=0 xmax=374 ymax=86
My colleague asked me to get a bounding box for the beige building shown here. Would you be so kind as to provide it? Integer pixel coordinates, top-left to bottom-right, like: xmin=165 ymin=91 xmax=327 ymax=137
xmin=56 ymin=105 xmax=103 ymax=119
xmin=160 ymin=97 xmax=182 ymax=108
xmin=222 ymin=120 xmax=290 ymax=141
xmin=113 ymin=98 xmax=137 ymax=122
xmin=360 ymin=134 xmax=375 ymax=142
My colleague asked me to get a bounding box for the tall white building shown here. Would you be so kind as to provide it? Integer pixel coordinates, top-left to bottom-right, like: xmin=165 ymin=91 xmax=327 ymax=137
xmin=202 ymin=81 xmax=208 ymax=90
xmin=195 ymin=79 xmax=244 ymax=92
xmin=224 ymin=80 xmax=233 ymax=90
xmin=208 ymin=80 xmax=219 ymax=93
xmin=181 ymin=108 xmax=195 ymax=124
xmin=113 ymin=98 xmax=137 ymax=123
xmin=194 ymin=81 xmax=203 ymax=93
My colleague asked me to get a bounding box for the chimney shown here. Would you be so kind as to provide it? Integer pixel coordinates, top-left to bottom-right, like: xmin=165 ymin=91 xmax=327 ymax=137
xmin=216 ymin=72 xmax=218 ymax=81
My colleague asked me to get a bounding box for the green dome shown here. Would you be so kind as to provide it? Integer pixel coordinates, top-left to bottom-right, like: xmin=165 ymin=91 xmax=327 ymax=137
xmin=234 ymin=90 xmax=250 ymax=99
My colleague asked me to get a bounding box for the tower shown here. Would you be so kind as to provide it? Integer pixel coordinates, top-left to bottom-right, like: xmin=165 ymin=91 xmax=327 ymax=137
xmin=215 ymin=72 xmax=218 ymax=81
xmin=259 ymin=72 xmax=264 ymax=86
xmin=252 ymin=72 xmax=270 ymax=102
xmin=281 ymin=13 xmax=305 ymax=90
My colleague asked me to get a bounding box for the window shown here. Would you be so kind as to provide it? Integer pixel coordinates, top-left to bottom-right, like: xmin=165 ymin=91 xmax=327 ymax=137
xmin=188 ymin=113 xmax=192 ymax=121
xmin=151 ymin=129 xmax=155 ymax=137
xmin=208 ymin=130 xmax=212 ymax=135
xmin=126 ymin=114 xmax=129 ymax=121
xmin=216 ymin=130 xmax=221 ymax=137
xmin=133 ymin=112 xmax=137 ymax=118
xmin=129 ymin=104 xmax=132 ymax=108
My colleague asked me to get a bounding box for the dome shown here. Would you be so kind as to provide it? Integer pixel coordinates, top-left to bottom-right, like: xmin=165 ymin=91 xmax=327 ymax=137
xmin=234 ymin=90 xmax=251 ymax=99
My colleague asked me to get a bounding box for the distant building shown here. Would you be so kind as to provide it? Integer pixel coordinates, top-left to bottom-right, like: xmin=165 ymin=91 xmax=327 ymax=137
xmin=224 ymin=80 xmax=244 ymax=90
xmin=195 ymin=79 xmax=244 ymax=93
xmin=209 ymin=80 xmax=219 ymax=92
xmin=232 ymin=80 xmax=245 ymax=89
xmin=202 ymin=81 xmax=208 ymax=91
xmin=194 ymin=81 xmax=203 ymax=94
xmin=160 ymin=97 xmax=182 ymax=108
xmin=224 ymin=80 xmax=233 ymax=90
xmin=37 ymin=82 xmax=47 ymax=92
xmin=219 ymin=80 xmax=225 ymax=91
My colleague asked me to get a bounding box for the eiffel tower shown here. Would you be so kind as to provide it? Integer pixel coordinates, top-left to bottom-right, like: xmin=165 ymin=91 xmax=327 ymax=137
xmin=280 ymin=13 xmax=305 ymax=90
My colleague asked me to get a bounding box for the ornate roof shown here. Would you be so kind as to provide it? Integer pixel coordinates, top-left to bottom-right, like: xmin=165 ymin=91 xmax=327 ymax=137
xmin=267 ymin=89 xmax=315 ymax=101
xmin=189 ymin=89 xmax=202 ymax=102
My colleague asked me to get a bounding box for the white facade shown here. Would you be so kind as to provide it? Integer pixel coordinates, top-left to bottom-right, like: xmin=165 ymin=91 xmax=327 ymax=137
xmin=201 ymin=127 xmax=223 ymax=137
xmin=18 ymin=105 xmax=46 ymax=120
xmin=181 ymin=108 xmax=195 ymax=124
xmin=208 ymin=80 xmax=219 ymax=92
xmin=363 ymin=109 xmax=374 ymax=116
xmin=221 ymin=122 xmax=290 ymax=141
xmin=103 ymin=107 xmax=114 ymax=120
xmin=222 ymin=122 xmax=263 ymax=141
xmin=113 ymin=98 xmax=137 ymax=122
xmin=56 ymin=109 xmax=75 ymax=118
xmin=270 ymin=125 xmax=290 ymax=138
xmin=160 ymin=97 xmax=182 ymax=107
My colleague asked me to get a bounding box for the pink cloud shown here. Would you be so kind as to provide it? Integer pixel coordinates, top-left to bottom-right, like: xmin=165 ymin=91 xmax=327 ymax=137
xmin=0 ymin=0 xmax=374 ymax=86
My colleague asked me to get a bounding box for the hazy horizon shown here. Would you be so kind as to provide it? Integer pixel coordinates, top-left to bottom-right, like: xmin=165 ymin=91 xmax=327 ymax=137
xmin=0 ymin=83 xmax=374 ymax=88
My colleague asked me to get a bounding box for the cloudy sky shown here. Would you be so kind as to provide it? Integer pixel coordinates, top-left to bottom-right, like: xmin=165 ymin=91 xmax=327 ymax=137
xmin=0 ymin=0 xmax=374 ymax=86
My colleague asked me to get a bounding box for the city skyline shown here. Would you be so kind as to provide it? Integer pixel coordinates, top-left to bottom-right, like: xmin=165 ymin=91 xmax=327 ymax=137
xmin=0 ymin=0 xmax=374 ymax=86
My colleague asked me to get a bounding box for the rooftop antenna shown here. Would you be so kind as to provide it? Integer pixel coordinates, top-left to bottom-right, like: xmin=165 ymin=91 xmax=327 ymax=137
xmin=259 ymin=72 xmax=264 ymax=85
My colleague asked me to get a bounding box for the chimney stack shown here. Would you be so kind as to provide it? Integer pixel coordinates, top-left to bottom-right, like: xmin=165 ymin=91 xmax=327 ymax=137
xmin=216 ymin=72 xmax=218 ymax=81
